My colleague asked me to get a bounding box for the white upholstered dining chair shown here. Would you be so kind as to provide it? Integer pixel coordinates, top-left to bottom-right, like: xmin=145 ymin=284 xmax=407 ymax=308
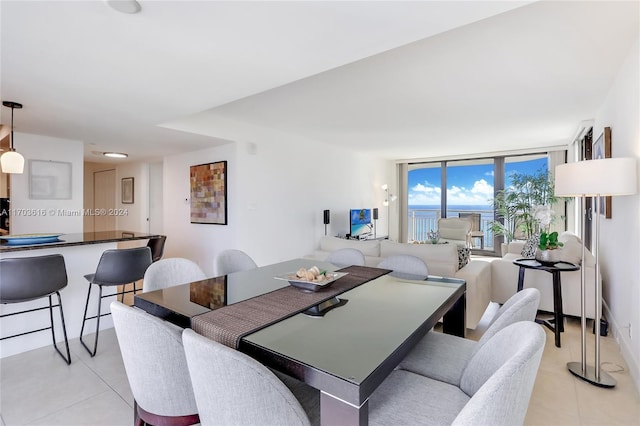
xmin=216 ymin=249 xmax=258 ymax=276
xmin=377 ymin=255 xmax=429 ymax=280
xmin=111 ymin=301 xmax=199 ymax=426
xmin=182 ymin=328 xmax=318 ymax=426
xmin=326 ymin=248 xmax=365 ymax=268
xmin=143 ymin=258 xmax=207 ymax=292
xmin=369 ymin=321 xmax=545 ymax=426
xmin=398 ymin=287 xmax=540 ymax=386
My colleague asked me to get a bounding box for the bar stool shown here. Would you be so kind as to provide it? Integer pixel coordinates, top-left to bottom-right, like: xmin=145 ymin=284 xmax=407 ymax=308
xmin=0 ymin=254 xmax=71 ymax=364
xmin=147 ymin=236 xmax=167 ymax=263
xmin=80 ymin=246 xmax=152 ymax=356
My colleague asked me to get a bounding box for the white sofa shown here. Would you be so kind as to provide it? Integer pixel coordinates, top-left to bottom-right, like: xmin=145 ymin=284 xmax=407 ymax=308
xmin=307 ymin=236 xmax=492 ymax=330
xmin=490 ymin=232 xmax=597 ymax=319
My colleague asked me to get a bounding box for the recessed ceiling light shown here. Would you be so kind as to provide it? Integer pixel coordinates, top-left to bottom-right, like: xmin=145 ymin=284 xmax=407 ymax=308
xmin=103 ymin=152 xmax=128 ymax=158
xmin=105 ymin=0 xmax=141 ymax=14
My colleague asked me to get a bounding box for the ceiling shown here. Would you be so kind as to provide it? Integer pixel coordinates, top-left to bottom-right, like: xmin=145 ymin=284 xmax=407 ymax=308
xmin=1 ymin=1 xmax=638 ymax=163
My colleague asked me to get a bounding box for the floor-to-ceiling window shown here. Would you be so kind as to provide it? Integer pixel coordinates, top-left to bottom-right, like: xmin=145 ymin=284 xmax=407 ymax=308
xmin=407 ymin=153 xmax=549 ymax=254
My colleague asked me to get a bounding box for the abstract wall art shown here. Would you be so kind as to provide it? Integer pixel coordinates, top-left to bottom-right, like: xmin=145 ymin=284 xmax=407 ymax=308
xmin=190 ymin=161 xmax=227 ymax=225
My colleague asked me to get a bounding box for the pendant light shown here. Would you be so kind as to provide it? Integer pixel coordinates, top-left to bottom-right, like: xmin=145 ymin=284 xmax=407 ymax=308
xmin=1 ymin=101 xmax=25 ymax=174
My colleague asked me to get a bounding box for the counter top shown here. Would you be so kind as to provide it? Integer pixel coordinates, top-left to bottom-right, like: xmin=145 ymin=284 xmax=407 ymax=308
xmin=0 ymin=230 xmax=163 ymax=253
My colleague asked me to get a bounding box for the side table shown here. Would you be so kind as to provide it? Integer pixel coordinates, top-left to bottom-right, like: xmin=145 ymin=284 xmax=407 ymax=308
xmin=512 ymin=258 xmax=580 ymax=348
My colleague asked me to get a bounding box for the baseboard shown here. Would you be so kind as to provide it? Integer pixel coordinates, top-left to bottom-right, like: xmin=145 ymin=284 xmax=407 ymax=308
xmin=603 ymin=301 xmax=640 ymax=394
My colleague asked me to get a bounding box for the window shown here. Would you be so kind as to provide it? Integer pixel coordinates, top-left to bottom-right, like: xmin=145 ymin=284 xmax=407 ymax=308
xmin=407 ymin=153 xmax=548 ymax=254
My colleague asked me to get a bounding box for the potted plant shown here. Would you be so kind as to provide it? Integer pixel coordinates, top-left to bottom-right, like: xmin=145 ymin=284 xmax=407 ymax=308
xmin=535 ymin=206 xmax=564 ymax=264
xmin=489 ymin=169 xmax=559 ymax=255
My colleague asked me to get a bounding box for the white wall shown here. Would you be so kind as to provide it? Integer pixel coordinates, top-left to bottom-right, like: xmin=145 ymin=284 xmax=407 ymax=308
xmin=162 ymin=116 xmax=390 ymax=276
xmin=593 ymin=34 xmax=640 ymax=392
xmin=116 ymin=161 xmax=149 ymax=233
xmin=9 ymin=133 xmax=84 ymax=234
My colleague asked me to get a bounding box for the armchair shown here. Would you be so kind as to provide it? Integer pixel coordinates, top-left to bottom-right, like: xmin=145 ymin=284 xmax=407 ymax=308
xmin=437 ymin=218 xmax=472 ymax=248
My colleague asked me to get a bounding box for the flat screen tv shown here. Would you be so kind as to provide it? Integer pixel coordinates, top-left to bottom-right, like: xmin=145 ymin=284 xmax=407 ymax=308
xmin=350 ymin=208 xmax=372 ymax=238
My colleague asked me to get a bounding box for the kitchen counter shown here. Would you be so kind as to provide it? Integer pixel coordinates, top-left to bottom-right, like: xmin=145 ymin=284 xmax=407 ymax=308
xmin=0 ymin=230 xmax=165 ymax=359
xmin=0 ymin=230 xmax=162 ymax=252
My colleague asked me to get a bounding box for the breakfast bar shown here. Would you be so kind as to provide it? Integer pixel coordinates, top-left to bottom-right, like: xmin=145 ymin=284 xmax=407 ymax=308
xmin=0 ymin=230 xmax=163 ymax=358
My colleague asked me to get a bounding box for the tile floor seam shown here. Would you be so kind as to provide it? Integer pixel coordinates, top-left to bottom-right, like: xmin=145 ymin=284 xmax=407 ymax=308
xmin=20 ymin=389 xmax=113 ymax=426
xmin=66 ymin=340 xmax=134 ymax=410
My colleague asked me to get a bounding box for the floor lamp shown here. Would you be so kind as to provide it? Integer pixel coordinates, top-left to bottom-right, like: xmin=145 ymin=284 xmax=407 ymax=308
xmin=555 ymin=157 xmax=637 ymax=388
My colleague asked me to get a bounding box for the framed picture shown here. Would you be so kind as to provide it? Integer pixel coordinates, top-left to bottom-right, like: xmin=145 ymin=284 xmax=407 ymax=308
xmin=29 ymin=160 xmax=72 ymax=199
xmin=190 ymin=161 xmax=227 ymax=225
xmin=121 ymin=177 xmax=134 ymax=204
xmin=592 ymin=127 xmax=612 ymax=218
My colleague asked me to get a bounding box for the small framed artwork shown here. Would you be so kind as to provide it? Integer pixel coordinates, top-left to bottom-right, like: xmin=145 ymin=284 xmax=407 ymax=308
xmin=190 ymin=161 xmax=227 ymax=225
xmin=592 ymin=127 xmax=612 ymax=218
xmin=121 ymin=177 xmax=134 ymax=204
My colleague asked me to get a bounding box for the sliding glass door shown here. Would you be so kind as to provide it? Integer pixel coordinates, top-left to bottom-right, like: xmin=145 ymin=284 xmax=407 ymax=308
xmin=407 ymin=153 xmax=549 ymax=254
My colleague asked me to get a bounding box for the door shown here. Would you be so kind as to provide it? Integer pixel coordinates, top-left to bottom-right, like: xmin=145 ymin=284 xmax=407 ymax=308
xmin=94 ymin=169 xmax=116 ymax=232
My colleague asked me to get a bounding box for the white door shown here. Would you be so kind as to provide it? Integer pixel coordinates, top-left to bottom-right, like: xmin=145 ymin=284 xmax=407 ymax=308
xmin=94 ymin=169 xmax=116 ymax=232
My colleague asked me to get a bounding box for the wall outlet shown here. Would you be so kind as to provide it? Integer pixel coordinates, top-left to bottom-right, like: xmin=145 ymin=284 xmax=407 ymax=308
xmin=629 ymin=322 xmax=632 ymax=339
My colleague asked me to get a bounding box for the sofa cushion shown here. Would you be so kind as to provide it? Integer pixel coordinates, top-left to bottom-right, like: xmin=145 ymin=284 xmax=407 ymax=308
xmin=380 ymin=240 xmax=458 ymax=277
xmin=458 ymin=247 xmax=471 ymax=270
xmin=319 ymin=236 xmax=380 ymax=257
xmin=520 ymin=235 xmax=539 ymax=259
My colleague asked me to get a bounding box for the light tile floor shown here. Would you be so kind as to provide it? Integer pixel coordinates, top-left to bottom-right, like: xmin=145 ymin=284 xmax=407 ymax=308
xmin=1 ymin=312 xmax=639 ymax=425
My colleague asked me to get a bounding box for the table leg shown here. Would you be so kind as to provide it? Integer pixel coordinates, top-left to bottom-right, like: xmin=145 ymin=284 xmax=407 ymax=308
xmin=552 ymin=271 xmax=564 ymax=347
xmin=517 ymin=266 xmax=525 ymax=292
xmin=321 ymin=392 xmax=368 ymax=426
xmin=443 ymin=292 xmax=466 ymax=338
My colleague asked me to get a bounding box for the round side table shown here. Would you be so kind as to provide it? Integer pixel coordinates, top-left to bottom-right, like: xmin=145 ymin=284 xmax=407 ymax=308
xmin=512 ymin=258 xmax=580 ymax=348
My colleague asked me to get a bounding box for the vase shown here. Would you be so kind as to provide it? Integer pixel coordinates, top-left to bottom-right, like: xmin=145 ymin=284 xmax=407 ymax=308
xmin=535 ymin=248 xmax=563 ymax=265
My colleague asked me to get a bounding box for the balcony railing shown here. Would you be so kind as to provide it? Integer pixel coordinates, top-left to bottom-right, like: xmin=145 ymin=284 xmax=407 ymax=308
xmin=408 ymin=208 xmax=495 ymax=249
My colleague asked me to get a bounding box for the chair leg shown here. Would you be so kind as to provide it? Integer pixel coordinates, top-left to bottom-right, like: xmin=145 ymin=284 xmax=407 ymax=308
xmin=134 ymin=400 xmax=144 ymax=426
xmin=79 ymin=283 xmax=93 ymax=353
xmin=49 ymin=292 xmax=71 ymax=365
xmin=80 ymin=284 xmax=103 ymax=357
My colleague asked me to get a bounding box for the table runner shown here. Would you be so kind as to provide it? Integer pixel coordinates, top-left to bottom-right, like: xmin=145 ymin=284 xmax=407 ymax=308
xmin=192 ymin=265 xmax=390 ymax=348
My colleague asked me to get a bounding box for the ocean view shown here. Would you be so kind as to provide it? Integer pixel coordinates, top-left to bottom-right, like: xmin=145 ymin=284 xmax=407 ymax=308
xmin=408 ymin=205 xmax=493 ymax=220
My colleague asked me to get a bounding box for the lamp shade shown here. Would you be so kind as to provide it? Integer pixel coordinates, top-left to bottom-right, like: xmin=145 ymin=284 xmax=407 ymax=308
xmin=555 ymin=157 xmax=637 ymax=197
xmin=1 ymin=150 xmax=25 ymax=174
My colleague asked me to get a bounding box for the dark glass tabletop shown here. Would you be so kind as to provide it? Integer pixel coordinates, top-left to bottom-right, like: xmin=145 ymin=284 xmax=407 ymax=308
xmin=134 ymin=258 xmax=338 ymax=326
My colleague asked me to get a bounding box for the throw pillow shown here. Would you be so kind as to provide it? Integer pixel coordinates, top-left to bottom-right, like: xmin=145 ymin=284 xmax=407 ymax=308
xmin=458 ymin=247 xmax=471 ymax=270
xmin=521 ymin=235 xmax=540 ymax=259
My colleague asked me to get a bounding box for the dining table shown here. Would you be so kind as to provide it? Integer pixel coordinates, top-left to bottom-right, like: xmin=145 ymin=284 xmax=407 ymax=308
xmin=134 ymin=258 xmax=466 ymax=426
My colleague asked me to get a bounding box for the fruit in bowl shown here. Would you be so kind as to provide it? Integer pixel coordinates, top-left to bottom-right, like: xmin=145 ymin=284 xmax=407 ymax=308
xmin=294 ymin=266 xmax=330 ymax=283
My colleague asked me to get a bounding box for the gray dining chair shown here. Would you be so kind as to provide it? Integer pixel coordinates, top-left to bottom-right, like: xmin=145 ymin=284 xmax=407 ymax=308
xmin=369 ymin=321 xmax=545 ymax=426
xmin=147 ymin=235 xmax=167 ymax=263
xmin=0 ymin=254 xmax=71 ymax=364
xmin=182 ymin=328 xmax=318 ymax=426
xmin=111 ymin=301 xmax=199 ymax=426
xmin=397 ymin=287 xmax=540 ymax=386
xmin=326 ymin=248 xmax=365 ymax=268
xmin=80 ymin=246 xmax=152 ymax=356
xmin=216 ymin=249 xmax=257 ymax=275
xmin=377 ymin=255 xmax=429 ymax=280
xmin=143 ymin=258 xmax=207 ymax=292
